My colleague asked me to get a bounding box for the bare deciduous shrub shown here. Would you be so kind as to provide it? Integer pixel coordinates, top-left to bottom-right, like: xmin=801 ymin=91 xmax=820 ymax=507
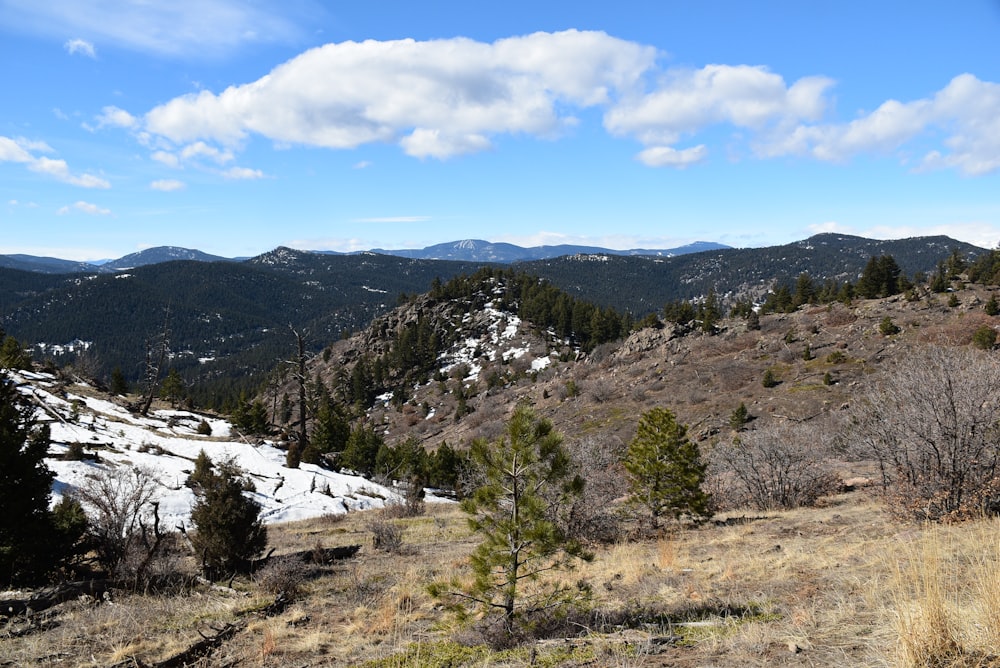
xmin=587 ymin=379 xmax=616 ymax=403
xmin=848 ymin=345 xmax=1000 ymax=521
xmin=76 ymin=466 xmax=175 ymax=588
xmin=824 ymin=306 xmax=857 ymax=326
xmin=255 ymin=555 xmax=309 ymax=598
xmin=344 ymin=566 xmax=393 ymax=606
xmin=366 ymin=517 xmax=404 ymax=553
xmin=552 ymin=436 xmax=628 ymax=543
xmin=709 ymin=422 xmax=839 ymax=511
xmin=588 ymin=341 xmax=619 ymax=365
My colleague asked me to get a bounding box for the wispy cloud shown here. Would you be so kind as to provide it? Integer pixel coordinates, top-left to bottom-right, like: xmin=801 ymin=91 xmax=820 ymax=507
xmin=3 ymin=0 xmax=305 ymax=58
xmin=64 ymin=37 xmax=95 ymax=57
xmin=1 ymin=135 xmax=109 ymax=187
xmin=57 ymin=200 xmax=112 ymax=216
xmin=352 ymin=216 xmax=431 ymax=224
xmin=221 ymin=166 xmax=264 ymax=180
xmin=150 ymin=179 xmax=185 ymax=191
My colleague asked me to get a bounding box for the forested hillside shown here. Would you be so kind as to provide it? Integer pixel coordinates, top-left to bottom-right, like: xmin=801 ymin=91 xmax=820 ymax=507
xmin=0 ymin=234 xmax=984 ymax=410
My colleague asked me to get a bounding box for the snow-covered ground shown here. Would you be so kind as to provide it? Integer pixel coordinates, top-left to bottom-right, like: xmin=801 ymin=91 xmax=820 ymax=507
xmin=11 ymin=370 xmax=402 ymax=529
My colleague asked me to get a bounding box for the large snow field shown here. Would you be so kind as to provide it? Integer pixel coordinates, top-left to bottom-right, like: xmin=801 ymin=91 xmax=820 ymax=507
xmin=12 ymin=370 xmax=401 ymax=529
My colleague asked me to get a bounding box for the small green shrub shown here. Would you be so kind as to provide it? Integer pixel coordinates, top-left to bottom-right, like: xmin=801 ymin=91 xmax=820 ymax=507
xmin=973 ymin=325 xmax=997 ymax=350
xmin=879 ymin=316 xmax=900 ymax=336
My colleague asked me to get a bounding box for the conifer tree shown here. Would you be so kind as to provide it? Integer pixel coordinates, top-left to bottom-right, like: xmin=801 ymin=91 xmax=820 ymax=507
xmin=624 ymin=407 xmax=711 ymax=529
xmin=0 ymin=370 xmax=83 ymax=584
xmin=986 ymin=294 xmax=1000 ymax=317
xmin=437 ymin=404 xmax=590 ymax=635
xmin=110 ymin=366 xmax=129 ymax=396
xmin=190 ymin=457 xmax=267 ymax=579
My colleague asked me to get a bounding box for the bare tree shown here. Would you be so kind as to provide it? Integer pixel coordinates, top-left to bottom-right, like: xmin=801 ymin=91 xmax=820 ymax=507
xmin=76 ymin=466 xmax=171 ymax=586
xmin=709 ymin=421 xmax=839 ymax=511
xmin=139 ymin=306 xmax=171 ymax=416
xmin=282 ymin=325 xmax=311 ymax=468
xmin=848 ymin=345 xmax=1000 ymax=521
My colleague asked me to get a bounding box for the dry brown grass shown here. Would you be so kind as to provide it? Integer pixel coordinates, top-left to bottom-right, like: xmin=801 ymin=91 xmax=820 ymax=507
xmin=9 ymin=489 xmax=1000 ymax=666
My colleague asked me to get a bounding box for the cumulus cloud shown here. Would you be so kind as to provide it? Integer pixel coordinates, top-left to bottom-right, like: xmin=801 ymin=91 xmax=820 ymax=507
xmin=57 ymin=200 xmax=111 ymax=215
xmin=143 ymin=31 xmax=656 ymax=159
xmin=1 ymin=135 xmax=109 ymax=187
xmin=760 ymin=74 xmax=1000 ymax=175
xmin=150 ymin=179 xmax=185 ymax=191
xmin=64 ymin=38 xmax=95 ymax=57
xmin=96 ymin=105 xmax=137 ymax=129
xmin=4 ymin=0 xmax=302 ymax=57
xmin=606 ymin=65 xmax=833 ymax=146
xmin=112 ymin=30 xmax=1000 ymax=174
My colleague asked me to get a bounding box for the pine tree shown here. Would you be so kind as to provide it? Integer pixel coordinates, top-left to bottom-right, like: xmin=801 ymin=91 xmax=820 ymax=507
xmin=0 ymin=371 xmax=83 ymax=584
xmin=729 ymin=402 xmax=749 ymax=431
xmin=110 ymin=366 xmax=129 ymax=396
xmin=0 ymin=334 xmax=32 ymax=370
xmin=986 ymin=294 xmax=1000 ymax=316
xmin=159 ymin=368 xmax=186 ymax=407
xmin=190 ymin=457 xmax=267 ymax=579
xmin=437 ymin=404 xmax=590 ymax=635
xmin=624 ymin=407 xmax=711 ymax=529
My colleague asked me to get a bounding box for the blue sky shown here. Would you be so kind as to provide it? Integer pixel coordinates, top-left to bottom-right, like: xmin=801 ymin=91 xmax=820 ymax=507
xmin=2 ymin=1 xmax=999 ymax=261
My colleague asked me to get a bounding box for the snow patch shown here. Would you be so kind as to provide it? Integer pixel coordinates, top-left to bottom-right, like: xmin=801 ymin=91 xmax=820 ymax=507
xmin=10 ymin=370 xmax=404 ymax=529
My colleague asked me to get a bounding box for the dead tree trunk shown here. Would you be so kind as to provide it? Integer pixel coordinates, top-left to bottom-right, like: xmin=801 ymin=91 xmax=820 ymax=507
xmin=287 ymin=325 xmax=307 ymax=468
xmin=140 ymin=306 xmax=171 ymax=416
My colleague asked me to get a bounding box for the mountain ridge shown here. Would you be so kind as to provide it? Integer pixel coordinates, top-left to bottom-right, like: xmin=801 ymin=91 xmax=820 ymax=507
xmin=1 ymin=240 xmax=732 ymax=274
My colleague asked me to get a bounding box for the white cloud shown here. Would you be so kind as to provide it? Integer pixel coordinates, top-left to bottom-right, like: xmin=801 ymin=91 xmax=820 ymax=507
xmin=3 ymin=0 xmax=304 ymax=58
xmin=117 ymin=29 xmax=1000 ymax=174
xmin=64 ymin=37 xmax=95 ymax=58
xmin=399 ymin=129 xmax=492 ymax=159
xmin=606 ymin=65 xmax=833 ymax=144
xmin=352 ymin=160 xmax=372 ymax=170
xmin=180 ymin=141 xmax=233 ymax=164
xmin=221 ymin=166 xmax=264 ymax=180
xmin=96 ymin=105 xmax=137 ymax=129
xmin=762 ymin=74 xmax=1000 ymax=175
xmin=636 ymin=144 xmax=708 ymax=168
xmin=352 ymin=216 xmax=431 ymax=224
xmin=150 ymin=179 xmax=185 ymax=191
xmin=2 ymin=135 xmax=109 ymax=187
xmin=57 ymin=200 xmax=111 ymax=216
xmin=0 ymin=136 xmax=33 ymax=163
xmin=150 ymin=151 xmax=179 ymax=167
xmin=29 ymin=156 xmax=110 ymax=188
xmin=142 ymin=31 xmax=656 ymax=159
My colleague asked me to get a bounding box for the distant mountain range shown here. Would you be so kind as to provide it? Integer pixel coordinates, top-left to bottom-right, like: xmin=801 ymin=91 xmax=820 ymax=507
xmin=0 ymin=232 xmax=985 ymax=411
xmin=0 ymin=240 xmax=730 ymax=274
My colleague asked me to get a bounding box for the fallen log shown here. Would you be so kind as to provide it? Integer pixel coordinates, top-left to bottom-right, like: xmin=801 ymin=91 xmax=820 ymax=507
xmin=0 ymin=579 xmax=110 ymax=619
